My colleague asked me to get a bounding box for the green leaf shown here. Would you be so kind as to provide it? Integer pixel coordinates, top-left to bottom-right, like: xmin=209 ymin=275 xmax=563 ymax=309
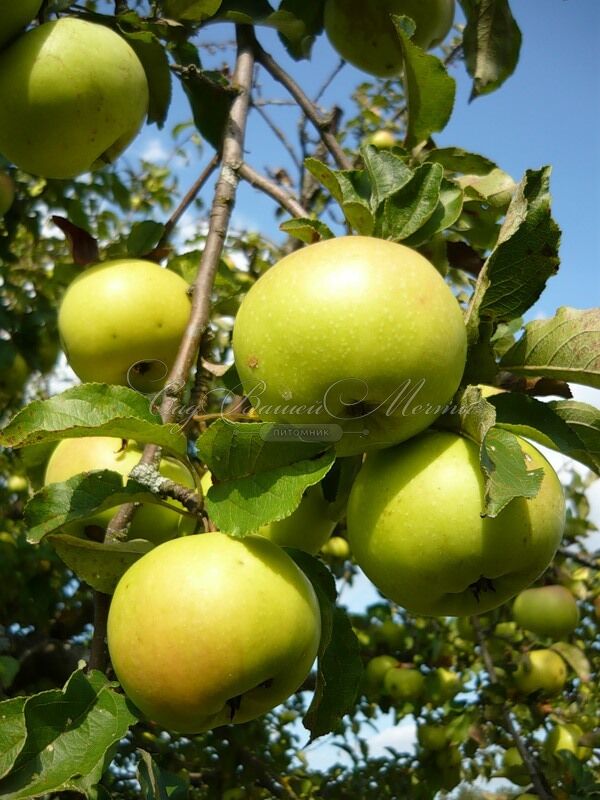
xmin=361 ymin=145 xmax=413 ymax=207
xmin=423 ymin=147 xmax=498 ymax=175
xmin=550 ymin=642 xmax=591 ymax=682
xmin=272 ymin=0 xmax=325 ymax=60
xmin=403 ymin=179 xmax=464 ymax=247
xmin=289 ymin=552 xmax=362 ymax=742
xmin=500 ymin=307 xmax=600 ymax=389
xmin=460 ymin=0 xmax=522 ymax=98
xmin=548 ymin=400 xmax=600 ymax=474
xmin=47 ymin=534 xmax=153 ymax=595
xmin=0 ymin=657 xmax=20 ymax=691
xmin=480 ymin=427 xmax=544 ymax=517
xmin=279 ymin=217 xmax=334 ymax=244
xmin=0 ymin=698 xmax=27 ymax=781
xmin=304 ymin=159 xmax=373 ymax=234
xmin=220 ymin=362 xmax=243 ymax=394
xmin=127 ymin=221 xmax=166 ymax=257
xmin=0 ymin=384 xmax=187 ymax=457
xmin=160 ymin=0 xmax=222 ymax=20
xmin=391 ymin=16 xmax=456 ymax=147
xmin=180 ymin=68 xmax=238 ymax=149
xmin=465 ymin=167 xmax=561 ymax=343
xmin=377 ymin=162 xmax=444 ymax=240
xmin=120 ymin=31 xmax=172 ymax=127
xmin=216 ymin=0 xmax=274 ymax=24
xmin=0 ymin=670 xmax=138 ymax=800
xmin=137 ymin=750 xmax=190 ymax=800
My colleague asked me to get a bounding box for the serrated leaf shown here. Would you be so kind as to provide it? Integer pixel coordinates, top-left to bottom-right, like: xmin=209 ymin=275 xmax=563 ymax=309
xmin=279 ymin=217 xmax=334 ymax=244
xmin=0 ymin=670 xmax=138 ymax=800
xmin=180 ymin=68 xmax=238 ymax=149
xmin=0 ymin=384 xmax=187 ymax=457
xmin=47 ymin=534 xmax=153 ymax=595
xmin=377 ymin=162 xmax=444 ymax=240
xmin=460 ymin=0 xmax=522 ymax=98
xmin=361 ymin=145 xmax=413 ymax=207
xmin=289 ymin=552 xmax=362 ymax=741
xmin=404 ymin=179 xmax=463 ymax=247
xmin=423 ymin=147 xmax=498 ymax=175
xmin=550 ymin=642 xmax=591 ymax=682
xmin=501 ymin=307 xmax=600 ymax=389
xmin=127 ymin=221 xmax=166 ymax=257
xmin=391 ymin=16 xmax=456 ymax=147
xmin=480 ymin=427 xmax=544 ymax=516
xmin=548 ymin=400 xmax=600 ymax=473
xmin=304 ymin=158 xmax=343 ymax=203
xmin=0 ymin=698 xmax=27 ymax=781
xmin=465 ymin=167 xmax=561 ymax=342
xmin=120 ymin=31 xmax=172 ymax=127
xmin=304 ymin=159 xmax=374 ymax=233
xmin=272 ymin=0 xmax=325 ymax=60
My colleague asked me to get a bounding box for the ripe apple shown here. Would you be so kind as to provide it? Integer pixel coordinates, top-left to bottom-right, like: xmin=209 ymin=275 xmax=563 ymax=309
xmin=544 ymin=723 xmax=591 ymax=761
xmin=107 ymin=533 xmax=321 ymax=732
xmin=44 ymin=437 xmax=196 ymax=544
xmin=233 ymin=237 xmax=467 ymax=457
xmin=0 ymin=18 xmax=148 ymax=179
xmin=347 ymin=431 xmax=565 ymax=616
xmin=0 ymin=0 xmax=42 ymax=50
xmin=513 ymin=649 xmax=568 ymax=696
xmin=425 ymin=667 xmax=460 ymax=704
xmin=417 ymin=723 xmax=449 ymax=751
xmin=383 ymin=666 xmax=425 ymax=702
xmin=501 ymin=747 xmax=530 ymax=786
xmin=512 ymin=585 xmax=579 ymax=640
xmin=58 ymin=260 xmax=192 ymax=392
xmin=367 ymin=130 xmax=396 ymax=149
xmin=320 ymin=536 xmax=350 ymax=559
xmin=324 ymin=0 xmax=455 ymax=77
xmin=0 ymin=352 xmax=28 ymax=397
xmin=0 ymin=172 xmax=15 ymax=215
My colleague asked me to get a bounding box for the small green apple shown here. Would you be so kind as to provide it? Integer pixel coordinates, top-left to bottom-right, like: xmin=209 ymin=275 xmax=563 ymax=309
xmin=233 ymin=237 xmax=467 ymax=457
xmin=58 ymin=260 xmax=191 ymax=392
xmin=347 ymin=431 xmax=565 ymax=616
xmin=456 ymin=169 xmax=517 ymax=209
xmin=320 ymin=536 xmax=351 ymax=559
xmin=324 ymin=0 xmax=455 ymax=77
xmin=425 ymin=667 xmax=460 ymax=704
xmin=44 ymin=437 xmax=196 ymax=544
xmin=501 ymin=747 xmax=530 ymax=786
xmin=0 ymin=18 xmax=148 ymax=178
xmin=544 ymin=723 xmax=591 ymax=761
xmin=515 ymin=795 xmax=538 ymax=800
xmin=107 ymin=533 xmax=321 ymax=732
xmin=383 ymin=666 xmax=425 ymax=702
xmin=7 ymin=475 xmax=28 ymax=493
xmin=0 ymin=0 xmax=42 ymax=50
xmin=513 ymin=585 xmax=579 ymax=640
xmin=514 ymin=649 xmax=568 ymax=696
xmin=417 ymin=723 xmax=449 ymax=751
xmin=0 ymin=352 xmax=28 ymax=397
xmin=364 ymin=655 xmax=399 ymax=695
xmin=0 ymin=172 xmax=15 ymax=215
xmin=367 ymin=130 xmax=396 ymax=149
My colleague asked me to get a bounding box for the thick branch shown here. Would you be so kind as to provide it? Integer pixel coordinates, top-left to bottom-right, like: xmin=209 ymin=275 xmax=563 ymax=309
xmin=238 ymin=162 xmax=308 ymax=218
xmin=88 ymin=593 xmax=111 ymax=672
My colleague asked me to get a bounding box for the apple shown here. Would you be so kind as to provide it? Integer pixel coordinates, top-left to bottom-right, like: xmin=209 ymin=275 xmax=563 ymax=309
xmin=417 ymin=723 xmax=448 ymax=751
xmin=107 ymin=532 xmax=321 ymax=732
xmin=58 ymin=260 xmax=192 ymax=392
xmin=347 ymin=431 xmax=565 ymax=616
xmin=544 ymin=723 xmax=591 ymax=761
xmin=456 ymin=169 xmax=517 ymax=209
xmin=513 ymin=649 xmax=568 ymax=696
xmin=367 ymin=130 xmax=396 ymax=149
xmin=0 ymin=18 xmax=149 ymax=179
xmin=383 ymin=666 xmax=425 ymax=702
xmin=0 ymin=172 xmax=15 ymax=215
xmin=0 ymin=352 xmax=29 ymax=397
xmin=425 ymin=667 xmax=460 ymax=704
xmin=512 ymin=585 xmax=579 ymax=640
xmin=364 ymin=655 xmax=399 ymax=695
xmin=0 ymin=0 xmax=42 ymax=50
xmin=324 ymin=0 xmax=455 ymax=77
xmin=374 ymin=619 xmax=405 ymax=650
xmin=233 ymin=237 xmax=467 ymax=457
xmin=515 ymin=796 xmax=538 ymax=800
xmin=320 ymin=536 xmax=350 ymax=559
xmin=7 ymin=475 xmax=28 ymax=493
xmin=44 ymin=437 xmax=196 ymax=544
xmin=501 ymin=747 xmax=530 ymax=786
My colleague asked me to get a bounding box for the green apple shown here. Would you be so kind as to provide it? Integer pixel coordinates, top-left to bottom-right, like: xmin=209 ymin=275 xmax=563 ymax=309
xmin=368 ymin=130 xmax=396 ymax=149
xmin=456 ymin=169 xmax=517 ymax=209
xmin=107 ymin=532 xmax=321 ymax=732
xmin=58 ymin=260 xmax=191 ymax=392
xmin=374 ymin=619 xmax=405 ymax=650
xmin=515 ymin=796 xmax=538 ymax=800
xmin=544 ymin=723 xmax=591 ymax=761
xmin=513 ymin=585 xmax=579 ymax=640
xmin=501 ymin=747 xmax=530 ymax=786
xmin=417 ymin=723 xmax=448 ymax=751
xmin=425 ymin=667 xmax=460 ymax=704
xmin=44 ymin=437 xmax=196 ymax=544
xmin=324 ymin=0 xmax=455 ymax=77
xmin=383 ymin=666 xmax=424 ymax=702
xmin=7 ymin=475 xmax=28 ymax=493
xmin=0 ymin=0 xmax=42 ymax=50
xmin=320 ymin=536 xmax=350 ymax=559
xmin=233 ymin=237 xmax=466 ymax=457
xmin=0 ymin=18 xmax=148 ymax=179
xmin=364 ymin=655 xmax=399 ymax=694
xmin=347 ymin=431 xmax=565 ymax=616
xmin=0 ymin=352 xmax=28 ymax=397
xmin=0 ymin=172 xmax=15 ymax=215
xmin=513 ymin=649 xmax=568 ymax=696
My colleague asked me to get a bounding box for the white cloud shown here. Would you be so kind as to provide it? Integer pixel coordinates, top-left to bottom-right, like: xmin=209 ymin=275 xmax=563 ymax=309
xmin=367 ymin=717 xmax=417 ymax=757
xmin=140 ymin=138 xmax=169 ymax=163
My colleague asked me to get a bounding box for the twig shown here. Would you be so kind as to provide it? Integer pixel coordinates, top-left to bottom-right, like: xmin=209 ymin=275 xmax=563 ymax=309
xmin=88 ymin=593 xmax=111 ymax=672
xmin=252 ymin=102 xmax=301 ymax=169
xmin=251 ymin=33 xmax=352 ymax=170
xmin=314 ymin=58 xmax=346 ymax=105
xmin=471 ymin=617 xmax=554 ymax=799
xmin=558 ymin=547 xmax=599 ymax=569
xmin=238 ymin=162 xmax=308 ymax=218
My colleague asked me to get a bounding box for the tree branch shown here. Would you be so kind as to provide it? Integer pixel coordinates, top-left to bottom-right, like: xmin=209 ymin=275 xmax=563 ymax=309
xmin=238 ymin=162 xmax=308 ymax=218
xmin=558 ymin=547 xmax=599 ymax=569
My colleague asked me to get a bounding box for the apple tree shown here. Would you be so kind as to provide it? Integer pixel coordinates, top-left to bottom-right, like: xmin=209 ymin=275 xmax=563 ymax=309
xmin=0 ymin=1 xmax=599 ymax=799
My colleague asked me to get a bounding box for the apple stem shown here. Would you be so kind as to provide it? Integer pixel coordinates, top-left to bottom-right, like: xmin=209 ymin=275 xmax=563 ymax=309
xmin=471 ymin=616 xmax=555 ymax=799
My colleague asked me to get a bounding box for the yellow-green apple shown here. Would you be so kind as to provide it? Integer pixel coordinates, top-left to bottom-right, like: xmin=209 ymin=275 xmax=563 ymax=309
xmin=233 ymin=237 xmax=467 ymax=457
xmin=368 ymin=130 xmax=396 ymax=149
xmin=320 ymin=536 xmax=351 ymax=559
xmin=0 ymin=0 xmax=42 ymax=50
xmin=0 ymin=172 xmax=15 ymax=215
xmin=383 ymin=666 xmax=425 ymax=702
xmin=544 ymin=723 xmax=591 ymax=761
xmin=501 ymin=747 xmax=529 ymax=786
xmin=425 ymin=667 xmax=460 ymax=704
xmin=0 ymin=352 xmax=28 ymax=396
xmin=0 ymin=18 xmax=148 ymax=178
xmin=107 ymin=532 xmax=321 ymax=732
xmin=456 ymin=169 xmax=517 ymax=209
xmin=324 ymin=0 xmax=455 ymax=77
xmin=44 ymin=437 xmax=195 ymax=544
xmin=7 ymin=475 xmax=28 ymax=493
xmin=347 ymin=431 xmax=565 ymax=616
xmin=512 ymin=585 xmax=579 ymax=640
xmin=58 ymin=260 xmax=191 ymax=392
xmin=364 ymin=654 xmax=398 ymax=696
xmin=417 ymin=723 xmax=449 ymax=751
xmin=513 ymin=649 xmax=568 ymax=695
xmin=515 ymin=796 xmax=538 ymax=800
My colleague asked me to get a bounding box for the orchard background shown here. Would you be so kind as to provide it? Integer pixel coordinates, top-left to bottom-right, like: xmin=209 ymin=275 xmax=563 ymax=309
xmin=0 ymin=1 xmax=599 ymax=799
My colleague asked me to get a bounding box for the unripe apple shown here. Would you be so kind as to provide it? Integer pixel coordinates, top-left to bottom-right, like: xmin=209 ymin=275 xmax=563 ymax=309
xmin=425 ymin=667 xmax=460 ymax=704
xmin=367 ymin=130 xmax=396 ymax=149
xmin=544 ymin=723 xmax=591 ymax=761
xmin=44 ymin=437 xmax=195 ymax=544
xmin=58 ymin=260 xmax=191 ymax=392
xmin=320 ymin=536 xmax=351 ymax=559
xmin=513 ymin=585 xmax=579 ymax=640
xmin=501 ymin=747 xmax=530 ymax=786
xmin=324 ymin=0 xmax=455 ymax=77
xmin=383 ymin=666 xmax=425 ymax=702
xmin=0 ymin=18 xmax=148 ymax=179
xmin=514 ymin=649 xmax=568 ymax=696
xmin=233 ymin=237 xmax=467 ymax=457
xmin=347 ymin=431 xmax=565 ymax=616
xmin=7 ymin=475 xmax=28 ymax=493
xmin=0 ymin=352 xmax=28 ymax=397
xmin=0 ymin=172 xmax=15 ymax=215
xmin=364 ymin=654 xmax=399 ymax=694
xmin=107 ymin=533 xmax=321 ymax=732
xmin=0 ymin=0 xmax=42 ymax=50
xmin=417 ymin=723 xmax=449 ymax=751
xmin=515 ymin=795 xmax=538 ymax=800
